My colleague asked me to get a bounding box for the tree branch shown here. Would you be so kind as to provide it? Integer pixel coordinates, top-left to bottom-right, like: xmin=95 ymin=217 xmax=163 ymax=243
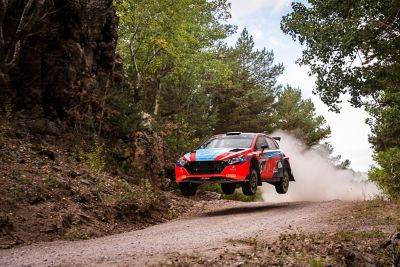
xmin=4 ymin=0 xmax=47 ymax=71
xmin=142 ymin=46 xmax=163 ymax=74
xmin=0 ymin=0 xmax=9 ymax=64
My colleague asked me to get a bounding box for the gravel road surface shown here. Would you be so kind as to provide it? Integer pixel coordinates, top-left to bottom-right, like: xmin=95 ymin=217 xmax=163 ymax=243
xmin=0 ymin=200 xmax=348 ymax=266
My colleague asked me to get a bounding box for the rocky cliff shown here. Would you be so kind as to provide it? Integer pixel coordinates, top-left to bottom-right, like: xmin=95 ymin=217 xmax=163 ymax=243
xmin=4 ymin=0 xmax=117 ymax=117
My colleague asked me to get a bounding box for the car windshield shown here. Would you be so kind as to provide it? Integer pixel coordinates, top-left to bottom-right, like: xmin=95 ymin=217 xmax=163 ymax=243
xmin=201 ymin=135 xmax=253 ymax=149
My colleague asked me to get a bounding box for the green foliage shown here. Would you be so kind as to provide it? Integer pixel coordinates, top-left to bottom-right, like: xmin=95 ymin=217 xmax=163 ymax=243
xmin=65 ymin=227 xmax=89 ymax=241
xmin=115 ymin=178 xmax=158 ymax=210
xmin=79 ymin=137 xmax=106 ymax=174
xmin=369 ymin=147 xmax=400 ymax=198
xmin=275 ymin=86 xmax=331 ymax=146
xmin=200 ymin=183 xmax=263 ymax=202
xmin=281 ymin=0 xmax=400 ymax=110
xmin=281 ymin=0 xmax=400 ymax=195
xmin=3 ymin=103 xmax=13 ymax=122
xmin=43 ymin=175 xmax=59 ymax=188
xmin=224 ymin=188 xmax=263 ymax=202
xmin=7 ymin=186 xmax=23 ymax=202
xmin=333 ymin=230 xmax=385 ymax=242
xmin=110 ymin=0 xmax=332 ymax=190
xmin=114 ymin=0 xmax=233 ymax=115
xmin=309 ymin=258 xmax=325 ymax=267
xmin=212 ymin=29 xmax=283 ymax=133
xmin=164 ymin=119 xmax=201 ymax=155
xmin=367 ymin=91 xmax=400 ymax=151
xmin=106 ymin=89 xmax=140 ymax=137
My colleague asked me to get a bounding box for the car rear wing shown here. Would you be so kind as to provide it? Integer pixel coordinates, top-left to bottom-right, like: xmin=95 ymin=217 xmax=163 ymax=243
xmin=272 ymin=137 xmax=281 ymax=141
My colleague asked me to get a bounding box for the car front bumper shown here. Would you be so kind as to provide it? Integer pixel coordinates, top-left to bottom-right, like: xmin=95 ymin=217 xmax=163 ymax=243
xmin=175 ymin=161 xmax=251 ymax=183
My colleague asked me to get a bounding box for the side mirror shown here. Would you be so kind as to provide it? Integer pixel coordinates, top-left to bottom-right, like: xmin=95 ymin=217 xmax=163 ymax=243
xmin=261 ymin=145 xmax=269 ymax=151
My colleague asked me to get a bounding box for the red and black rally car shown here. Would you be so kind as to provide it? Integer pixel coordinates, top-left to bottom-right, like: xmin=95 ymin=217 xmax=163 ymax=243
xmin=175 ymin=132 xmax=295 ymax=196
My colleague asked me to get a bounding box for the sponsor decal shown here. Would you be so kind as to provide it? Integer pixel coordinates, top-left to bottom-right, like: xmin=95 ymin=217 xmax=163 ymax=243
xmin=267 ymin=150 xmax=283 ymax=159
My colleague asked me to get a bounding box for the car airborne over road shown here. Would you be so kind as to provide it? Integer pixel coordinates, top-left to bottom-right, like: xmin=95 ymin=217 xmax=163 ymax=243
xmin=175 ymin=132 xmax=295 ymax=196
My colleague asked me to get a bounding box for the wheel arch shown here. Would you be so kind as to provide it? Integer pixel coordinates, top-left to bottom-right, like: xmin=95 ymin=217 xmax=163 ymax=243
xmin=250 ymin=157 xmax=262 ymax=185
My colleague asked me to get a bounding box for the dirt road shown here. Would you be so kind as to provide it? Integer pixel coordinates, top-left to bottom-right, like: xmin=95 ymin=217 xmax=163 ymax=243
xmin=0 ymin=200 xmax=349 ymax=266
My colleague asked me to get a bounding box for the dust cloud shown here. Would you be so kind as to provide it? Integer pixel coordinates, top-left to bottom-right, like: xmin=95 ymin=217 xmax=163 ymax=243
xmin=262 ymin=131 xmax=380 ymax=202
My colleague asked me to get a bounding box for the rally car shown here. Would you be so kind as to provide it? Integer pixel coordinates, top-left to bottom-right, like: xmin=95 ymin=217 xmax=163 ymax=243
xmin=175 ymin=132 xmax=295 ymax=196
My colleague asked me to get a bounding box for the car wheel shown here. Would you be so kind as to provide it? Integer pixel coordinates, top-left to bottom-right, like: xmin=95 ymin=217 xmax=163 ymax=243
xmin=275 ymin=168 xmax=289 ymax=194
xmin=179 ymin=182 xmax=198 ymax=197
xmin=221 ymin=184 xmax=236 ymax=195
xmin=242 ymin=168 xmax=258 ymax=196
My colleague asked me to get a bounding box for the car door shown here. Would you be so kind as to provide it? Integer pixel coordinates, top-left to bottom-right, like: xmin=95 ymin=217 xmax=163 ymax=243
xmin=254 ymin=136 xmax=270 ymax=179
xmin=266 ymin=137 xmax=283 ymax=178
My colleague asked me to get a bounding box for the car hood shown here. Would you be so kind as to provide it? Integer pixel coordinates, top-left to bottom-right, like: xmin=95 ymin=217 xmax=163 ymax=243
xmin=183 ymin=148 xmax=251 ymax=161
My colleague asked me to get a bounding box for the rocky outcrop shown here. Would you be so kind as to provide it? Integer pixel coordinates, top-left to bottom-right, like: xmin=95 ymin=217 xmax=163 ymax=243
xmin=6 ymin=0 xmax=117 ymax=117
xmin=2 ymin=1 xmax=169 ymax=183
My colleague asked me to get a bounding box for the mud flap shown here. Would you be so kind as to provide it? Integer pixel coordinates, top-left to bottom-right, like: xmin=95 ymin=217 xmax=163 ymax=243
xmin=282 ymin=158 xmax=295 ymax=182
xmin=289 ymin=171 xmax=295 ymax=182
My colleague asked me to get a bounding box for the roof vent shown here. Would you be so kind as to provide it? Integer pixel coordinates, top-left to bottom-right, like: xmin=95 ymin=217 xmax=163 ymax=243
xmin=226 ymin=132 xmax=241 ymax=135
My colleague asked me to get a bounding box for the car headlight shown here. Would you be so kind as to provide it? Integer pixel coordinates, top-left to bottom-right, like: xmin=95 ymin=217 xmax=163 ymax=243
xmin=225 ymin=155 xmax=245 ymax=165
xmin=176 ymin=157 xmax=187 ymax=167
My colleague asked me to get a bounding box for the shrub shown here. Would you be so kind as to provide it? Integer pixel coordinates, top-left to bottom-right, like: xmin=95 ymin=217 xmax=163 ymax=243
xmin=79 ymin=137 xmax=106 ymax=174
xmin=105 ymin=90 xmax=140 ymax=137
xmin=43 ymin=175 xmax=60 ymax=188
xmin=115 ymin=178 xmax=158 ymax=211
xmin=200 ymin=183 xmax=263 ymax=202
xmin=369 ymin=147 xmax=400 ymax=198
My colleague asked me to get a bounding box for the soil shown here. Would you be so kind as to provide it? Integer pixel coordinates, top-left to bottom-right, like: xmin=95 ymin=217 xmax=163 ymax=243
xmin=0 ymin=125 xmax=204 ymax=250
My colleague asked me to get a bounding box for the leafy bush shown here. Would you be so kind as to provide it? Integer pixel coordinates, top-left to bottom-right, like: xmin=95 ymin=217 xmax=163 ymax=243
xmin=106 ymin=89 xmax=140 ymax=137
xmin=79 ymin=137 xmax=106 ymax=174
xmin=200 ymin=183 xmax=263 ymax=202
xmin=43 ymin=175 xmax=60 ymax=188
xmin=164 ymin=119 xmax=201 ymax=155
xmin=369 ymin=147 xmax=400 ymax=198
xmin=115 ymin=178 xmax=158 ymax=211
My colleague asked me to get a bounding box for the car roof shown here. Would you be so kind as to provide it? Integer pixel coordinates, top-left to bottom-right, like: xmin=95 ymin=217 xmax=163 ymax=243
xmin=212 ymin=132 xmax=269 ymax=138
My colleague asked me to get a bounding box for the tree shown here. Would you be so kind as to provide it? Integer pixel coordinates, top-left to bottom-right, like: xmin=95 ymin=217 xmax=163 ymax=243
xmin=114 ymin=0 xmax=233 ymax=116
xmin=281 ymin=0 xmax=400 ymax=111
xmin=314 ymin=142 xmax=351 ymax=169
xmin=274 ymin=86 xmax=331 ymax=146
xmin=212 ymin=28 xmax=284 ymax=133
xmin=281 ymin=0 xmax=400 ymax=197
xmin=369 ymin=148 xmax=400 ymax=197
xmin=115 ymin=1 xmax=332 ymax=161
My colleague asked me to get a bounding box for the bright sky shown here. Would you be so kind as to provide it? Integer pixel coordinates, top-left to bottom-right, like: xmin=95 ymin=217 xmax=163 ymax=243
xmin=227 ymin=0 xmax=373 ymax=172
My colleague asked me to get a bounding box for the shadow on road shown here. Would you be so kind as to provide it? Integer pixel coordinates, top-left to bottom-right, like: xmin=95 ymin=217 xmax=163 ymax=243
xmin=201 ymin=202 xmax=308 ymax=217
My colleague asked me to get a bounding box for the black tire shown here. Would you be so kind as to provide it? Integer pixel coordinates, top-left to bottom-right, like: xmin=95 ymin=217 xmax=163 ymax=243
xmin=275 ymin=168 xmax=290 ymax=194
xmin=221 ymin=184 xmax=236 ymax=195
xmin=242 ymin=168 xmax=258 ymax=196
xmin=179 ymin=182 xmax=198 ymax=196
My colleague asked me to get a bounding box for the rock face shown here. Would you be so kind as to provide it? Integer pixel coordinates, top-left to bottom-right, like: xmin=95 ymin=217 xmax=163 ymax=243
xmin=8 ymin=0 xmax=118 ymax=116
xmin=3 ymin=1 xmax=168 ymax=182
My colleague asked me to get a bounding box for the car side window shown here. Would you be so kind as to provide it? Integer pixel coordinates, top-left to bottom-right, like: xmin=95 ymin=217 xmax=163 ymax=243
xmin=273 ymin=140 xmax=280 ymax=149
xmin=255 ymin=136 xmax=268 ymax=151
xmin=267 ymin=137 xmax=277 ymax=149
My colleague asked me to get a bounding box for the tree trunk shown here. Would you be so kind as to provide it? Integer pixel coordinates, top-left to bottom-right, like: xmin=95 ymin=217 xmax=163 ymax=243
xmin=153 ymin=77 xmax=161 ymax=116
